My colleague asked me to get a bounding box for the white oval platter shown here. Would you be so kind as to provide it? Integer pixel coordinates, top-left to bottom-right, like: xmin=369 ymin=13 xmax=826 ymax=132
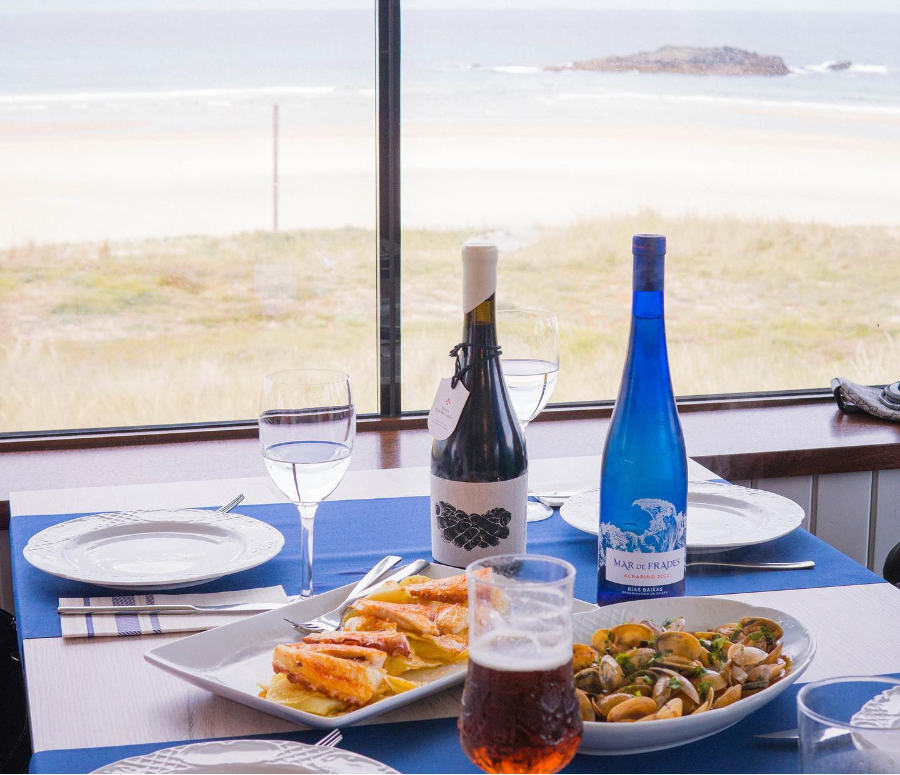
xmin=23 ymin=508 xmax=285 ymax=590
xmin=560 ymin=481 xmax=805 ymax=553
xmin=573 ymin=595 xmax=816 ymax=755
xmin=90 ymin=739 xmax=399 ymax=774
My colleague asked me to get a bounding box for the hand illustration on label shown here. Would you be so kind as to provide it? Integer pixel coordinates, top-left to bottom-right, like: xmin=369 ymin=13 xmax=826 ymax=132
xmin=435 ymin=501 xmax=512 ymax=551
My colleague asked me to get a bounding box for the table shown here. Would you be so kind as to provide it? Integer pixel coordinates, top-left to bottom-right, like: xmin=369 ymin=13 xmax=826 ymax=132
xmin=11 ymin=454 xmax=900 ymax=773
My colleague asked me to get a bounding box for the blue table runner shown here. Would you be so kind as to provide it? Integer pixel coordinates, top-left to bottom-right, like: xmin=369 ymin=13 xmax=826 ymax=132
xmin=11 ymin=496 xmax=884 ymax=641
xmin=30 ymin=672 xmax=900 ymax=774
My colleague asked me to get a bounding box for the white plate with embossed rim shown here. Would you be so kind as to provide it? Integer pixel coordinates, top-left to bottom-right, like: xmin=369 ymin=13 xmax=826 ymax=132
xmin=573 ymin=596 xmax=816 ymax=755
xmin=90 ymin=739 xmax=400 ymax=773
xmin=145 ymin=562 xmax=598 ymax=731
xmin=560 ymin=481 xmax=805 ymax=554
xmin=23 ymin=508 xmax=285 ymax=590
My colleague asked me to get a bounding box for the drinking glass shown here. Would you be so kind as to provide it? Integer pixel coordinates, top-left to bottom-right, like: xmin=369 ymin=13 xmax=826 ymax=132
xmin=259 ymin=369 xmax=355 ymax=598
xmin=798 ymin=676 xmax=900 ymax=773
xmin=498 ymin=309 xmax=560 ymax=522
xmin=459 ymin=554 xmax=582 ymax=774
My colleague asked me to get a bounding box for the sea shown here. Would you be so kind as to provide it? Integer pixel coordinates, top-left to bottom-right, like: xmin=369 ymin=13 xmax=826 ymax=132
xmin=0 ymin=8 xmax=898 ymax=129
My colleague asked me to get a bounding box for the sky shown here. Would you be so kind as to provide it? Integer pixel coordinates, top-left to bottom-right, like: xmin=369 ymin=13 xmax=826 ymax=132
xmin=2 ymin=0 xmax=898 ymax=12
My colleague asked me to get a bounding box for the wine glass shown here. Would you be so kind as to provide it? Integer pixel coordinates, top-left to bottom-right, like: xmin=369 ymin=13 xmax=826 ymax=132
xmin=498 ymin=308 xmax=560 ymax=522
xmin=259 ymin=369 xmax=355 ymax=598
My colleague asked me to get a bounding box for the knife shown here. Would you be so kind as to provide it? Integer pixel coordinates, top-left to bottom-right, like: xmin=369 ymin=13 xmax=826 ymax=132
xmin=756 ymin=728 xmax=852 ymax=747
xmin=58 ymin=602 xmax=291 ymax=616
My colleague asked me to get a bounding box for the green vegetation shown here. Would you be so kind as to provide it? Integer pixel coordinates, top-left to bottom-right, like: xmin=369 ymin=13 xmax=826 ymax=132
xmin=2 ymin=213 xmax=898 ymax=432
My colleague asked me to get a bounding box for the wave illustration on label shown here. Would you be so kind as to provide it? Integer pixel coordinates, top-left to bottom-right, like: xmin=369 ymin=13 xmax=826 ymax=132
xmin=599 ymin=498 xmax=686 ymax=582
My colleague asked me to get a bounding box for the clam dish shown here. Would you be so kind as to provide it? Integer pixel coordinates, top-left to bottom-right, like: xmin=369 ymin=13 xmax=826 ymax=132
xmin=573 ymin=616 xmax=791 ymax=723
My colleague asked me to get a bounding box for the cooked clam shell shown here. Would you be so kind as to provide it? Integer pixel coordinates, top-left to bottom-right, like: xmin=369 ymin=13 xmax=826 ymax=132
xmin=572 ymin=643 xmax=598 ymax=673
xmin=656 ymin=631 xmax=704 ymax=660
xmin=610 ymin=622 xmax=656 ymax=650
xmin=656 ymin=697 xmax=684 ymax=719
xmin=727 ymin=643 xmax=769 ymax=667
xmin=593 ymin=692 xmax=633 ymax=719
xmin=713 ymin=684 xmax=742 ymax=710
xmin=600 ymin=654 xmax=626 ymax=692
xmin=606 ymin=696 xmax=658 ymax=723
xmin=574 ymin=666 xmax=604 ymax=695
xmin=739 ymin=616 xmax=784 ymax=644
xmin=575 ymin=689 xmax=596 ymax=721
xmin=591 ymin=628 xmax=612 ymax=652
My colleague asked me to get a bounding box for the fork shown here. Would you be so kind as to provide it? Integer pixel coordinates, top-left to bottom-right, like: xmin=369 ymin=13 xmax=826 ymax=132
xmin=286 ymin=558 xmax=430 ymax=634
xmin=217 ymin=494 xmax=245 ymax=513
xmin=315 ymin=729 xmax=342 ymax=747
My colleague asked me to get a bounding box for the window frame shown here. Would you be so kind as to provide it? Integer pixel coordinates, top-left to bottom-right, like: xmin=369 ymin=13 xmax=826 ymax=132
xmin=0 ymin=1 xmax=870 ymax=442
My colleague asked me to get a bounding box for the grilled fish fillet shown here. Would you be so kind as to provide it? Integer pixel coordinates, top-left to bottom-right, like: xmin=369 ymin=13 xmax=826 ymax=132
xmin=430 ymin=602 xmax=468 ymax=635
xmin=344 ymin=615 xmax=398 ymax=632
xmin=272 ymin=643 xmax=386 ymax=705
xmin=405 ymin=573 xmax=468 ymax=604
xmin=298 ymin=642 xmax=389 ymax=668
xmin=302 ymin=630 xmax=412 ymax=657
xmin=349 ymin=599 xmax=440 ymax=636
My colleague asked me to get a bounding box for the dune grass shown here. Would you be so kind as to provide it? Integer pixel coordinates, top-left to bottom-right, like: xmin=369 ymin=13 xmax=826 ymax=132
xmin=2 ymin=213 xmax=898 ymax=432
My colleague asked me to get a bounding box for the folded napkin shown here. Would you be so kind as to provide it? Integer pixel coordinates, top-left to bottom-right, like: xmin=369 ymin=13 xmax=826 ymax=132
xmin=59 ymin=585 xmax=289 ymax=639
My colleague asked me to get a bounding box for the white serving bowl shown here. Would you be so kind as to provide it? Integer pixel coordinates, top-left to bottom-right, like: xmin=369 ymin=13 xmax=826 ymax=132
xmin=573 ymin=596 xmax=816 ymax=755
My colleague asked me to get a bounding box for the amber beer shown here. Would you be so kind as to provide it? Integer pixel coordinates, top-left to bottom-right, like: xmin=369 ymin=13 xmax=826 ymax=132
xmin=462 ymin=555 xmax=579 ymax=774
xmin=459 ymin=655 xmax=583 ymax=774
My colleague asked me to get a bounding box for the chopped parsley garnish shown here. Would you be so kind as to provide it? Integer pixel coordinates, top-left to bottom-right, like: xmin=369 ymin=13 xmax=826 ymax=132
xmin=635 ymin=690 xmax=642 ymax=697
xmin=668 ymin=678 xmax=683 ymax=689
xmin=748 ymin=631 xmax=764 ymax=641
xmin=692 ymin=665 xmax=707 ymax=678
xmin=698 ymin=681 xmax=713 ymax=699
xmin=614 ymin=654 xmax=636 ymax=673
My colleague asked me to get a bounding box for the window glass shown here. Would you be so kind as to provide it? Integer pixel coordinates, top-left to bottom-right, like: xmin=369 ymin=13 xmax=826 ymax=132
xmin=401 ymin=3 xmax=900 ymax=409
xmin=0 ymin=3 xmax=376 ymax=431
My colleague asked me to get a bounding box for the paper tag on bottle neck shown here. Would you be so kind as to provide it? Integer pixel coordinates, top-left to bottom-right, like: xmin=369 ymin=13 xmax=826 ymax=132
xmin=428 ymin=377 xmax=470 ymax=440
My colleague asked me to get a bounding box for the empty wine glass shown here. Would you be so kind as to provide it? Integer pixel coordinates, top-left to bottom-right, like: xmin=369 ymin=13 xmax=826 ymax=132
xmin=498 ymin=309 xmax=560 ymax=522
xmin=259 ymin=369 xmax=355 ymax=598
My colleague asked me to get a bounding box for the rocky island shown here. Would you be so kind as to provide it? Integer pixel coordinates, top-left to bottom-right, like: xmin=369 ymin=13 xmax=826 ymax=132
xmin=550 ymin=45 xmax=790 ymax=77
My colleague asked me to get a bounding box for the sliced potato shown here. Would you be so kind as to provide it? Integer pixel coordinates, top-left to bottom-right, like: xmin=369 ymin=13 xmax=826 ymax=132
xmin=262 ymin=673 xmax=348 ymax=716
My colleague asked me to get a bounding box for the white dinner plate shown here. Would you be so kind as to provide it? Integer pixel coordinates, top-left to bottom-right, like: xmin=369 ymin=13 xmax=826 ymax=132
xmin=145 ymin=562 xmax=597 ymax=730
xmin=90 ymin=739 xmax=399 ymax=774
xmin=560 ymin=480 xmax=805 ymax=554
xmin=573 ymin=596 xmax=816 ymax=755
xmin=23 ymin=508 xmax=285 ymax=590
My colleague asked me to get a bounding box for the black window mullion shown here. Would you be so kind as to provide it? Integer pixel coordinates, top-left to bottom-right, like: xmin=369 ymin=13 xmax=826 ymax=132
xmin=376 ymin=0 xmax=402 ymax=416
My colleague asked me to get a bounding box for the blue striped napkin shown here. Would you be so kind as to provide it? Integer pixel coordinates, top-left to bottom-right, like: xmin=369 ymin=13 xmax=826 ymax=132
xmin=59 ymin=585 xmax=288 ymax=638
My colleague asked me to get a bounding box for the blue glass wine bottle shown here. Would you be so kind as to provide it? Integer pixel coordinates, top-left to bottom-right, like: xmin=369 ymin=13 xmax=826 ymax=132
xmin=597 ymin=234 xmax=687 ymax=606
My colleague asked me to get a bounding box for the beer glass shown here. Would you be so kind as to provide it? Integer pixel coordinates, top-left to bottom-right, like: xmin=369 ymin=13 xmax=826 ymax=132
xmin=459 ymin=555 xmax=582 ymax=774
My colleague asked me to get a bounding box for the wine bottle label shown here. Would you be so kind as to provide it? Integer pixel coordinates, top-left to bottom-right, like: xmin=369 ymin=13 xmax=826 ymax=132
xmin=599 ymin=497 xmax=687 ymax=587
xmin=427 ymin=378 xmax=470 ymax=440
xmin=604 ymin=547 xmax=685 ymax=586
xmin=430 ymin=473 xmax=528 ymax=567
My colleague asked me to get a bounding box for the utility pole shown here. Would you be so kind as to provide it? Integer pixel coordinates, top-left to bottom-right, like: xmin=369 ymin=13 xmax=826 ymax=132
xmin=273 ymin=103 xmax=279 ymax=232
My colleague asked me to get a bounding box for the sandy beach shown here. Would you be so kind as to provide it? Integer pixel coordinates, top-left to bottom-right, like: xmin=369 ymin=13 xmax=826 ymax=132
xmin=2 ymin=101 xmax=899 ymax=248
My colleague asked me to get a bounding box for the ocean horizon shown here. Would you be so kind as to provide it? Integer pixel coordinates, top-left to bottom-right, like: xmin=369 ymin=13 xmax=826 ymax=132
xmin=1 ymin=8 xmax=898 ymax=245
xmin=1 ymin=9 xmax=897 ymax=119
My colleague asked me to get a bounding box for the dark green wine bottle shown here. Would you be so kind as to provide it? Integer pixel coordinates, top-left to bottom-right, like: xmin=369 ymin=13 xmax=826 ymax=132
xmin=430 ymin=241 xmax=528 ymax=567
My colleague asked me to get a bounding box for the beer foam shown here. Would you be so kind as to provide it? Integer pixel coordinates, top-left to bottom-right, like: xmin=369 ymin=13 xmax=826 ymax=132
xmin=469 ymin=629 xmax=571 ymax=673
